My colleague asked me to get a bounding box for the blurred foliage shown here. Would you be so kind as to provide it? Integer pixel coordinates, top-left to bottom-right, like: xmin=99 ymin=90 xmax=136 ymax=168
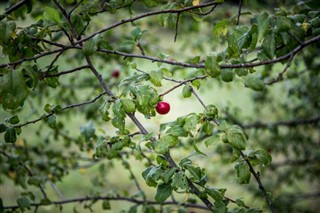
xmin=0 ymin=0 xmax=320 ymax=212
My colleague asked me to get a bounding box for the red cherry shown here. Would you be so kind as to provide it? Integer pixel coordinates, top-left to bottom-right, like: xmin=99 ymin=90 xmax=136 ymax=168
xmin=112 ymin=69 xmax=120 ymax=78
xmin=156 ymin=101 xmax=170 ymax=115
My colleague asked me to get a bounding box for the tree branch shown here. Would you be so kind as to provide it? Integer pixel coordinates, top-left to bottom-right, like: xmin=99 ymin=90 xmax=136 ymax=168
xmin=240 ymin=151 xmax=274 ymax=213
xmin=236 ymin=0 xmax=243 ymax=25
xmin=2 ymin=195 xmax=210 ymax=211
xmin=242 ymin=115 xmax=320 ymax=129
xmin=2 ymin=0 xmax=30 ymax=17
xmin=12 ymin=92 xmax=106 ymax=128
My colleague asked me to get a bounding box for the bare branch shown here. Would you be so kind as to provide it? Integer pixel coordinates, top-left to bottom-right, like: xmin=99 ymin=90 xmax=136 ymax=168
xmin=2 ymin=0 xmax=30 ymax=16
xmin=242 ymin=115 xmax=320 ymax=129
xmin=45 ymin=65 xmax=91 ymax=78
xmin=236 ymin=0 xmax=243 ymax=25
xmin=12 ymin=92 xmax=106 ymax=129
xmin=2 ymin=195 xmax=210 ymax=211
xmin=76 ymin=1 xmax=220 ymax=45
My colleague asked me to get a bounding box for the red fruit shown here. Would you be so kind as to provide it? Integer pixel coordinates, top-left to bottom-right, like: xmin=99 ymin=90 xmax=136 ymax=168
xmin=156 ymin=101 xmax=170 ymax=115
xmin=112 ymin=69 xmax=120 ymax=78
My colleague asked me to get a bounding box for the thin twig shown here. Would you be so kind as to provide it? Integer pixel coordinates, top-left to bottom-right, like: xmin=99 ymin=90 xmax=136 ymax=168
xmin=12 ymin=92 xmax=106 ymax=128
xmin=45 ymin=65 xmax=91 ymax=78
xmin=266 ymin=53 xmax=294 ymax=85
xmin=2 ymin=0 xmax=29 ymax=16
xmin=2 ymin=195 xmax=210 ymax=211
xmin=49 ymin=180 xmax=65 ymax=201
xmin=240 ymin=151 xmax=274 ymax=213
xmin=174 ymin=13 xmax=181 ymax=42
xmin=236 ymin=0 xmax=243 ymax=25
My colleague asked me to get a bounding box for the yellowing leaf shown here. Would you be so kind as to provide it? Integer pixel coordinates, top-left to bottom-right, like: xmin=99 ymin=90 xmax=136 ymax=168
xmin=79 ymin=168 xmax=87 ymax=174
xmin=193 ymin=0 xmax=200 ymax=6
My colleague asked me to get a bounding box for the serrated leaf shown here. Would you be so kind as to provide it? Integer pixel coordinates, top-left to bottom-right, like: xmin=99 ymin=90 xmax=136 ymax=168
xmin=99 ymin=100 xmax=111 ymax=121
xmin=162 ymin=167 xmax=177 ymax=184
xmin=183 ymin=114 xmax=198 ymax=134
xmin=17 ymin=197 xmax=30 ymax=209
xmin=166 ymin=125 xmax=188 ymax=137
xmin=43 ymin=7 xmax=61 ymax=24
xmin=256 ymin=12 xmax=271 ymax=41
xmin=204 ymin=135 xmax=219 ymax=147
xmin=205 ymin=55 xmax=220 ymax=77
xmin=142 ymin=166 xmax=162 ymax=187
xmin=121 ymin=98 xmax=135 ymax=113
xmin=254 ymin=149 xmax=272 ymax=166
xmin=0 ymin=69 xmax=29 ymax=111
xmin=111 ymin=116 xmax=125 ymax=131
xmin=171 ymin=172 xmax=189 ymax=191
xmin=235 ymin=161 xmax=251 ymax=184
xmin=4 ymin=127 xmax=16 ymax=143
xmin=262 ymin=32 xmax=275 ymax=59
xmin=205 ymin=187 xmax=225 ymax=202
xmin=244 ymin=76 xmax=265 ymax=91
xmin=149 ymin=70 xmax=163 ymax=87
xmin=214 ymin=201 xmax=227 ymax=213
xmin=155 ymin=182 xmax=173 ymax=204
xmin=152 ymin=135 xmax=178 ymax=154
xmin=212 ymin=20 xmax=229 ymax=42
xmin=276 ymin=16 xmax=292 ymax=32
xmin=226 ymin=125 xmax=247 ymax=150
xmin=0 ymin=20 xmax=16 ymax=44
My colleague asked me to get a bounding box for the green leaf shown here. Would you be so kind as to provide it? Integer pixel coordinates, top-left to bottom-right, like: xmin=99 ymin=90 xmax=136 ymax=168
xmin=212 ymin=19 xmax=229 ymax=42
xmin=17 ymin=196 xmax=30 ymax=209
xmin=235 ymin=161 xmax=251 ymax=184
xmin=43 ymin=7 xmax=61 ymax=24
xmin=205 ymin=187 xmax=226 ymax=202
xmin=80 ymin=122 xmax=96 ymax=141
xmin=83 ymin=38 xmax=97 ymax=56
xmin=99 ymin=100 xmax=111 ymax=121
xmin=6 ymin=115 xmax=20 ymax=124
xmin=142 ymin=166 xmax=162 ymax=187
xmin=0 ymin=70 xmax=29 ymax=111
xmin=226 ymin=125 xmax=247 ymax=150
xmin=149 ymin=70 xmax=163 ymax=87
xmin=171 ymin=172 xmax=189 ymax=191
xmin=183 ymin=114 xmax=199 ymax=134
xmin=112 ymin=99 xmax=126 ymax=118
xmin=155 ymin=182 xmax=173 ymax=204
xmin=102 ymin=200 xmax=111 ymax=210
xmin=205 ymin=55 xmax=220 ymax=77
xmin=0 ymin=20 xmax=16 ymax=44
xmin=256 ymin=12 xmax=271 ymax=41
xmin=71 ymin=15 xmax=85 ymax=36
xmin=276 ymin=16 xmax=292 ymax=32
xmin=4 ymin=127 xmax=16 ymax=143
xmin=204 ymin=135 xmax=219 ymax=147
xmin=111 ymin=116 xmax=125 ymax=131
xmin=47 ymin=115 xmax=57 ymax=129
xmin=244 ymin=76 xmax=265 ymax=91
xmin=214 ymin=201 xmax=227 ymax=213
xmin=0 ymin=123 xmax=7 ymax=133
xmin=185 ymin=164 xmax=201 ymax=181
xmin=254 ymin=149 xmax=272 ymax=166
xmin=152 ymin=135 xmax=178 ymax=154
xmin=182 ymin=85 xmax=192 ymax=98
xmin=166 ymin=125 xmax=188 ymax=137
xmin=204 ymin=104 xmax=218 ymax=120
xmin=262 ymin=32 xmax=276 ymax=59
xmin=121 ymin=98 xmax=135 ymax=114
xmin=221 ymin=69 xmax=233 ymax=82
xmin=161 ymin=167 xmax=177 ymax=184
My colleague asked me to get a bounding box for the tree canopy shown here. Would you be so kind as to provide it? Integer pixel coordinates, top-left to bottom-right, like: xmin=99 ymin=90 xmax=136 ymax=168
xmin=1 ymin=0 xmax=320 ymax=212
